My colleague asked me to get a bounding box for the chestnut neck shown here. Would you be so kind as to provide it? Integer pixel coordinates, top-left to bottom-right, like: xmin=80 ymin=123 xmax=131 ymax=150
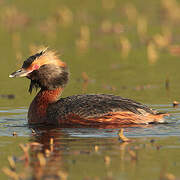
xmin=28 ymin=87 xmax=63 ymax=124
xmin=36 ymin=87 xmax=63 ymax=102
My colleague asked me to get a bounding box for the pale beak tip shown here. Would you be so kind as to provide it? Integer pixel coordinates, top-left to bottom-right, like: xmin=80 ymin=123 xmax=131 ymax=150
xmin=9 ymin=74 xmax=14 ymax=78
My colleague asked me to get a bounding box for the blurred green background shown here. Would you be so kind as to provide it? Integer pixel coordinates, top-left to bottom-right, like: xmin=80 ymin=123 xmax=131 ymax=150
xmin=1 ymin=0 xmax=180 ymax=109
xmin=1 ymin=0 xmax=180 ymax=179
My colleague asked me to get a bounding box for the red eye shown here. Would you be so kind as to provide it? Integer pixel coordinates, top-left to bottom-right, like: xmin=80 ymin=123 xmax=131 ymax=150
xmin=33 ymin=64 xmax=39 ymax=70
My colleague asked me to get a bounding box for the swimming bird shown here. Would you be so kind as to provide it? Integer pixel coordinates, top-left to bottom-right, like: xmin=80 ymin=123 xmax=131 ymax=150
xmin=9 ymin=49 xmax=168 ymax=126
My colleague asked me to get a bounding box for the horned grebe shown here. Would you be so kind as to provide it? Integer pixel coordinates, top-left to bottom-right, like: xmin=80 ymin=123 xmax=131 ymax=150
xmin=9 ymin=49 xmax=168 ymax=126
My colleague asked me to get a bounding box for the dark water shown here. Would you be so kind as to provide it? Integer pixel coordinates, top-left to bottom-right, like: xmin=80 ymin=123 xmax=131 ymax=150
xmin=1 ymin=104 xmax=180 ymax=138
xmin=1 ymin=104 xmax=180 ymax=180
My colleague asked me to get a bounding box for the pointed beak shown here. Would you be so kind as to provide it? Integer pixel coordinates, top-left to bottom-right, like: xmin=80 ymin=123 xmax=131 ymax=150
xmin=9 ymin=68 xmax=32 ymax=78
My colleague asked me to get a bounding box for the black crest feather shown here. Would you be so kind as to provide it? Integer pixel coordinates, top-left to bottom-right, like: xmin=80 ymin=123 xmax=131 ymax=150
xmin=22 ymin=49 xmax=47 ymax=69
xmin=29 ymin=80 xmax=40 ymax=94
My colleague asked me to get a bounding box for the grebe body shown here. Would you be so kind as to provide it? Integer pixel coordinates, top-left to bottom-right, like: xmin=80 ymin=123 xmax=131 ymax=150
xmin=9 ymin=49 xmax=167 ymax=126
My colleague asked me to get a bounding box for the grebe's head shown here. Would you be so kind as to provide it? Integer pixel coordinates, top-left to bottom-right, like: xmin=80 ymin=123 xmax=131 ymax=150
xmin=9 ymin=48 xmax=69 ymax=93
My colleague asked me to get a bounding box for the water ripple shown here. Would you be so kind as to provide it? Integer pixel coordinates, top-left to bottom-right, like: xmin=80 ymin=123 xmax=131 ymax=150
xmin=1 ymin=104 xmax=180 ymax=137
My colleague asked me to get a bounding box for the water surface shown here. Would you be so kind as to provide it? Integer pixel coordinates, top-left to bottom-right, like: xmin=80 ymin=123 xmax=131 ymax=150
xmin=1 ymin=0 xmax=180 ymax=179
xmin=1 ymin=104 xmax=180 ymax=180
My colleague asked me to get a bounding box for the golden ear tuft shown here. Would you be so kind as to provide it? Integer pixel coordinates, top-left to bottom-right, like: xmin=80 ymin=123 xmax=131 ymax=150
xmin=29 ymin=44 xmax=49 ymax=55
xmin=39 ymin=47 xmax=48 ymax=55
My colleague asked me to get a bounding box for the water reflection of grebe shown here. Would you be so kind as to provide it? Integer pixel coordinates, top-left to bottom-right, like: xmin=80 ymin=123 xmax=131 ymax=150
xmin=9 ymin=48 xmax=168 ymax=126
xmin=30 ymin=128 xmax=127 ymax=180
xmin=30 ymin=129 xmax=67 ymax=180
